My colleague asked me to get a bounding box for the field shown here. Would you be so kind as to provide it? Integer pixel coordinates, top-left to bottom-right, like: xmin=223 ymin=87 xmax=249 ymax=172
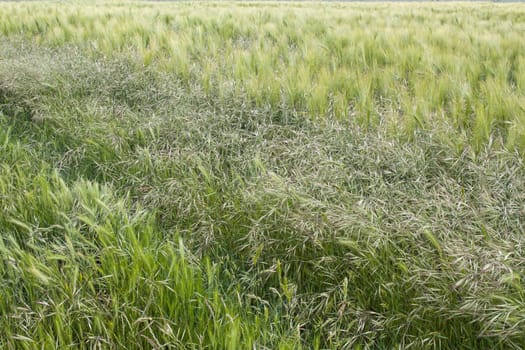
xmin=1 ymin=1 xmax=525 ymax=349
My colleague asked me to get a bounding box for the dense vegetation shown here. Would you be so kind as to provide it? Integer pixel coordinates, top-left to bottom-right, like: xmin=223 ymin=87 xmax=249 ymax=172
xmin=3 ymin=2 xmax=525 ymax=150
xmin=1 ymin=2 xmax=525 ymax=349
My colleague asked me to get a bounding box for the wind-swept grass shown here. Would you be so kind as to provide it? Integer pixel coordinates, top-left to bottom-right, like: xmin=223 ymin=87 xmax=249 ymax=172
xmin=1 ymin=2 xmax=525 ymax=150
xmin=1 ymin=2 xmax=525 ymax=349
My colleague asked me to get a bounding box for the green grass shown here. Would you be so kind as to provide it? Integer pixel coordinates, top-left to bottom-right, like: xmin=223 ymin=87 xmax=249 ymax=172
xmin=2 ymin=1 xmax=525 ymax=150
xmin=1 ymin=2 xmax=525 ymax=349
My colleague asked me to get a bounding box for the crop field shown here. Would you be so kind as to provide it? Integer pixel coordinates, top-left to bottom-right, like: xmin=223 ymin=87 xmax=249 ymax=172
xmin=1 ymin=1 xmax=525 ymax=349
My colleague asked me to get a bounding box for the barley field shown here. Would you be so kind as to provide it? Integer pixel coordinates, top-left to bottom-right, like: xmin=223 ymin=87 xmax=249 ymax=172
xmin=1 ymin=1 xmax=525 ymax=349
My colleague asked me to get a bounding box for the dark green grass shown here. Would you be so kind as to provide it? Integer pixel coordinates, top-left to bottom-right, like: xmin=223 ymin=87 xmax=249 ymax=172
xmin=2 ymin=39 xmax=525 ymax=349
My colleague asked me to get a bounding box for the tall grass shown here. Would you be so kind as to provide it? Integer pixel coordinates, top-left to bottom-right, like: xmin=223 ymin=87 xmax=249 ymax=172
xmin=1 ymin=2 xmax=525 ymax=150
xmin=2 ymin=2 xmax=525 ymax=349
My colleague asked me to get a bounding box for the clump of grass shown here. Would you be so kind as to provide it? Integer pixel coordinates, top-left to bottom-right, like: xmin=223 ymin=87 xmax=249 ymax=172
xmin=0 ymin=168 xmax=300 ymax=349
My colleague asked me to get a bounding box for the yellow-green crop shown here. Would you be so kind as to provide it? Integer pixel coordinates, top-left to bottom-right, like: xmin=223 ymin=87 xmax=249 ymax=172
xmin=1 ymin=1 xmax=525 ymax=151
